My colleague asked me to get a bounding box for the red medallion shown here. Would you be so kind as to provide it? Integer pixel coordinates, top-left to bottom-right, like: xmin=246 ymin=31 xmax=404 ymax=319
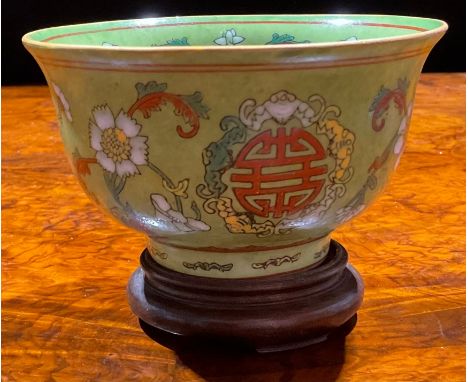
xmin=231 ymin=127 xmax=328 ymax=218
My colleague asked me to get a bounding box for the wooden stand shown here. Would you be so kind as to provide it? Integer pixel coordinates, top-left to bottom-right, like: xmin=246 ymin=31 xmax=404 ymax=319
xmin=127 ymin=240 xmax=363 ymax=352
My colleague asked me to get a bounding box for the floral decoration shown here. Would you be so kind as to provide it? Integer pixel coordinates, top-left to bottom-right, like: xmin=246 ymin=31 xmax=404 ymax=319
xmin=214 ymin=29 xmax=245 ymax=45
xmin=266 ymin=33 xmax=310 ymax=44
xmin=52 ymin=82 xmax=72 ymax=122
xmin=391 ymin=101 xmax=413 ymax=170
xmin=336 ymin=79 xmax=412 ymax=224
xmin=89 ymin=105 xmax=148 ymax=177
xmin=157 ymin=37 xmax=190 ymax=46
xmin=74 ymin=81 xmax=210 ymax=236
xmin=151 ymin=193 xmax=210 ymax=232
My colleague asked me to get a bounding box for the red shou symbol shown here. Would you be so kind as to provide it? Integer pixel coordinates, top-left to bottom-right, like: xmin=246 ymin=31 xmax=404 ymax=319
xmin=231 ymin=127 xmax=328 ymax=218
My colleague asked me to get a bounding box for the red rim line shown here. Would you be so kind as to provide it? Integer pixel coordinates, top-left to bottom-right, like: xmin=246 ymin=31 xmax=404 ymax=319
xmin=35 ymin=46 xmax=431 ymax=73
xmin=41 ymin=20 xmax=428 ymax=43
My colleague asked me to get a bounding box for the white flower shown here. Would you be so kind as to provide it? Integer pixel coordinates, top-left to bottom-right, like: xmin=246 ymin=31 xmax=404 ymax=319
xmin=151 ymin=194 xmax=210 ymax=233
xmin=89 ymin=105 xmax=148 ymax=177
xmin=214 ymin=29 xmax=245 ymax=45
xmin=52 ymin=83 xmax=72 ymax=122
xmin=336 ymin=204 xmax=366 ymax=224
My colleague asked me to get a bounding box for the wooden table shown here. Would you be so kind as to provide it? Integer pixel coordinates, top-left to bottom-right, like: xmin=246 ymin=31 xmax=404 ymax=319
xmin=2 ymin=73 xmax=466 ymax=382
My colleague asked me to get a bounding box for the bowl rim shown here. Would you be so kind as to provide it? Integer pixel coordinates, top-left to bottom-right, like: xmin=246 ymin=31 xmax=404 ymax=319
xmin=22 ymin=14 xmax=448 ymax=53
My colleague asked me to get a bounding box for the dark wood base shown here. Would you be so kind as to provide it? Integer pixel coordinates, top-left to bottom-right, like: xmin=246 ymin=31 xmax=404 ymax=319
xmin=127 ymin=240 xmax=364 ymax=353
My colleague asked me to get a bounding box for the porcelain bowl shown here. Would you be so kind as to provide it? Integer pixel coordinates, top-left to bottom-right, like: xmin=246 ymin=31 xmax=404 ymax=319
xmin=23 ymin=15 xmax=447 ymax=279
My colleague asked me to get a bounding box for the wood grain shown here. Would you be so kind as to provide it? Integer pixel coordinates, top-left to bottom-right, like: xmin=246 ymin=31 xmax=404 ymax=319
xmin=2 ymin=74 xmax=465 ymax=382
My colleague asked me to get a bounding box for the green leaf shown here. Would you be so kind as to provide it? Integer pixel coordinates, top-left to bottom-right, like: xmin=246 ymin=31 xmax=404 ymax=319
xmin=191 ymin=201 xmax=201 ymax=220
xmin=163 ymin=37 xmax=190 ymax=46
xmin=369 ymin=86 xmax=390 ymax=112
xmin=266 ymin=33 xmax=310 ymax=45
xmin=398 ymin=78 xmax=409 ymax=93
xmin=196 ymin=117 xmax=246 ymax=200
xmin=181 ymin=91 xmax=210 ymax=119
xmin=135 ymin=81 xmax=168 ymax=99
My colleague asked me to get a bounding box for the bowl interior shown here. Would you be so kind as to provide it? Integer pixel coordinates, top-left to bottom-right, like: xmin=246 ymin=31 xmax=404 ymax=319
xmin=25 ymin=15 xmax=445 ymax=48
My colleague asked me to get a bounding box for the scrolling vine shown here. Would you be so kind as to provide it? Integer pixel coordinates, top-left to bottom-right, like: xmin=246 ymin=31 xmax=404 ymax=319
xmin=335 ymin=78 xmax=412 ymax=223
xmin=64 ymin=77 xmax=410 ymax=242
xmin=74 ymin=81 xmax=212 ymax=233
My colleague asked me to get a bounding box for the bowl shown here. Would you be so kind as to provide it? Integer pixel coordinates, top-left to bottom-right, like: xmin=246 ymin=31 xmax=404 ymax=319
xmin=23 ymin=14 xmax=447 ymax=349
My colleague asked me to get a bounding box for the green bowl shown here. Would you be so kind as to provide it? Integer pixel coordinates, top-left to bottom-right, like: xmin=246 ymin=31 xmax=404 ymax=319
xmin=23 ymin=15 xmax=447 ymax=278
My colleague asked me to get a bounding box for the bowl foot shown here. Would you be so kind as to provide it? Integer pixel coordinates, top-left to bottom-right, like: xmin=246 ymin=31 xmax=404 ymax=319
xmin=127 ymin=240 xmax=363 ymax=353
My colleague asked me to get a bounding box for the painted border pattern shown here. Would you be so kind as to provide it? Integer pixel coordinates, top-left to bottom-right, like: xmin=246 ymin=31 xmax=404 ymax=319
xmin=35 ymin=47 xmax=430 ymax=73
xmin=41 ymin=20 xmax=427 ymax=42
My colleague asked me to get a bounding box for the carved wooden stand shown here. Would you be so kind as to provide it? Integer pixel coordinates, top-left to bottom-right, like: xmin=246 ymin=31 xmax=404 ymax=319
xmin=127 ymin=240 xmax=363 ymax=353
